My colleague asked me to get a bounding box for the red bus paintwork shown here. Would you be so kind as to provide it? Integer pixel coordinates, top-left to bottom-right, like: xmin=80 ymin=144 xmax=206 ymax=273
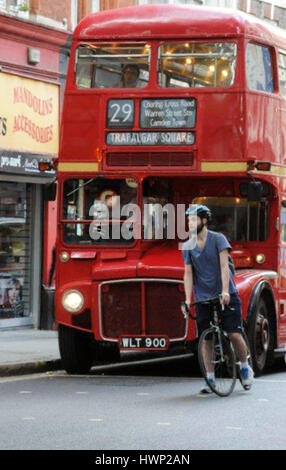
xmin=56 ymin=4 xmax=286 ymax=371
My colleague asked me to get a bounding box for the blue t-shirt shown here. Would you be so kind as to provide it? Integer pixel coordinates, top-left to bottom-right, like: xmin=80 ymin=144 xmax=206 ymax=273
xmin=182 ymin=230 xmax=237 ymax=301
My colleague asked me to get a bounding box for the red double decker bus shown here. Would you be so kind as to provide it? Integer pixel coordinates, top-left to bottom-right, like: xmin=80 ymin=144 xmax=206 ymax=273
xmin=56 ymin=4 xmax=286 ymax=375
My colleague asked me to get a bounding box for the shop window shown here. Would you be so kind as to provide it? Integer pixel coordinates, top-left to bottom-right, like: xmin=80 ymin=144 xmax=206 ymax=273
xmin=246 ymin=43 xmax=274 ymax=93
xmin=0 ymin=183 xmax=32 ymax=319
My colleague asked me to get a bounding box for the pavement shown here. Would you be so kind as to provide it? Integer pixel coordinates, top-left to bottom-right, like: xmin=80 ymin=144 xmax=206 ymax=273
xmin=0 ymin=328 xmax=61 ymax=377
xmin=0 ymin=328 xmax=191 ymax=377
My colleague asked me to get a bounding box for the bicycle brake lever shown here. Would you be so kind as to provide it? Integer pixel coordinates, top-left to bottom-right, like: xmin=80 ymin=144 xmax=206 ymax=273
xmin=219 ymin=294 xmax=225 ymax=311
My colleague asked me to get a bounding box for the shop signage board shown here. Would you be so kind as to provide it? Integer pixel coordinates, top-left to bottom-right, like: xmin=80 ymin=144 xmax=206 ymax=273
xmin=0 ymin=151 xmax=56 ymax=177
xmin=0 ymin=73 xmax=59 ymax=155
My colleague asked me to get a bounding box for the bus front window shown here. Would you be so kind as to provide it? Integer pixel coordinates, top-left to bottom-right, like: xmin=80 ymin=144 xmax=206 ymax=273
xmin=62 ymin=178 xmax=138 ymax=245
xmin=75 ymin=43 xmax=150 ymax=89
xmin=193 ymin=197 xmax=269 ymax=242
xmin=158 ymin=42 xmax=237 ymax=88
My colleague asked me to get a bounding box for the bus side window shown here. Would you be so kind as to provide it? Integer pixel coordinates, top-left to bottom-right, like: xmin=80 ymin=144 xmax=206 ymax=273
xmin=279 ymin=52 xmax=286 ymax=98
xmin=246 ymin=43 xmax=274 ymax=93
xmin=281 ymin=204 xmax=286 ymax=242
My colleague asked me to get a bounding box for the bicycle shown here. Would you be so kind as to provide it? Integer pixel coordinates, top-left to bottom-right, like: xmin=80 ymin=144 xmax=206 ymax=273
xmin=182 ymin=295 xmax=253 ymax=397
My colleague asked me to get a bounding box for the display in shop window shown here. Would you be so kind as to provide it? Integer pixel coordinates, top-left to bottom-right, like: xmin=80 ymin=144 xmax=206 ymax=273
xmin=0 ymin=273 xmax=24 ymax=318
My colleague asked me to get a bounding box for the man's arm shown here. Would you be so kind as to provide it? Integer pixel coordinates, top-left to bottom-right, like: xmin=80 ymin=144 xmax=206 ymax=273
xmin=219 ymin=249 xmax=230 ymax=305
xmin=183 ymin=264 xmax=193 ymax=306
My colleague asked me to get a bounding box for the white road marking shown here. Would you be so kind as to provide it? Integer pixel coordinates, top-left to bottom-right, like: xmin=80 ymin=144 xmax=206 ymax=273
xmin=226 ymin=426 xmax=242 ymax=430
xmin=136 ymin=392 xmax=150 ymax=396
xmin=257 ymin=398 xmax=269 ymax=402
xmin=19 ymin=391 xmax=32 ymax=394
xmin=22 ymin=417 xmax=35 ymax=421
xmin=256 ymin=379 xmax=286 ymax=383
xmin=157 ymin=422 xmax=171 ymax=426
xmin=88 ymin=418 xmax=103 ymax=422
xmin=76 ymin=391 xmax=88 ymax=394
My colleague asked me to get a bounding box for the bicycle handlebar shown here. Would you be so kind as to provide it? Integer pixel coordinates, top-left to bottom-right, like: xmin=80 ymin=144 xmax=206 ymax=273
xmin=189 ymin=296 xmax=222 ymax=307
xmin=181 ymin=295 xmax=223 ymax=320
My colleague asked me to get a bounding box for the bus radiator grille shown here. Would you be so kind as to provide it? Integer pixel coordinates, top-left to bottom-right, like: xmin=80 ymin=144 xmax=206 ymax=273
xmin=100 ymin=280 xmax=185 ymax=340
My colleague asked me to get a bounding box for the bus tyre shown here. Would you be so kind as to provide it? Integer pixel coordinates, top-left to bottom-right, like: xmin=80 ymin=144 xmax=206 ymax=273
xmin=58 ymin=324 xmax=93 ymax=374
xmin=248 ymin=298 xmax=274 ymax=376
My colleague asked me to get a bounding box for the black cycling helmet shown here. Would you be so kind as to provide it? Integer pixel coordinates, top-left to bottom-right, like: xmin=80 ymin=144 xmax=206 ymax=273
xmin=185 ymin=204 xmax=212 ymax=221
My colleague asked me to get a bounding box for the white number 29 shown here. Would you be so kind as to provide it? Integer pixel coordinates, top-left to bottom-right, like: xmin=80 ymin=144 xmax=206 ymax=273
xmin=110 ymin=103 xmax=133 ymax=123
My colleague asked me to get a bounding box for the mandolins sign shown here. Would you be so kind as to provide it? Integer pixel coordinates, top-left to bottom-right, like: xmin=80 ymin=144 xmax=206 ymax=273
xmin=0 ymin=73 xmax=59 ymax=155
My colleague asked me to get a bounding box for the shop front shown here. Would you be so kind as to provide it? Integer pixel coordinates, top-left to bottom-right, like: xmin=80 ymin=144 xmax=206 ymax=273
xmin=0 ymin=72 xmax=58 ymax=328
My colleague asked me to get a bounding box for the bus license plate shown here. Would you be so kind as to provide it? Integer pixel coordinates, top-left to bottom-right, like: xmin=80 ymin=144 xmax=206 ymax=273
xmin=120 ymin=336 xmax=168 ymax=350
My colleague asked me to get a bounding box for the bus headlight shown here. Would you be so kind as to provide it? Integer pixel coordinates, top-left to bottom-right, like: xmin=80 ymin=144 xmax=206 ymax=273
xmin=62 ymin=290 xmax=84 ymax=313
xmin=256 ymin=254 xmax=266 ymax=264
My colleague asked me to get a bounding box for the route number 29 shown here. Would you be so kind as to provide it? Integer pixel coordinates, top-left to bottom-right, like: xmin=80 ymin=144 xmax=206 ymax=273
xmin=107 ymin=99 xmax=134 ymax=128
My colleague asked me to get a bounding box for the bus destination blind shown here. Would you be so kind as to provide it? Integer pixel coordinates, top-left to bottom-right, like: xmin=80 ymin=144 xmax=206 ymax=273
xmin=106 ymin=131 xmax=195 ymax=146
xmin=106 ymin=98 xmax=196 ymax=146
xmin=140 ymin=98 xmax=196 ymax=129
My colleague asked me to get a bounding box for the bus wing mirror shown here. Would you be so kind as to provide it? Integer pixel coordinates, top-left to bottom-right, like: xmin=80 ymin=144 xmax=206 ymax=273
xmin=44 ymin=182 xmax=57 ymax=201
xmin=246 ymin=181 xmax=263 ymax=202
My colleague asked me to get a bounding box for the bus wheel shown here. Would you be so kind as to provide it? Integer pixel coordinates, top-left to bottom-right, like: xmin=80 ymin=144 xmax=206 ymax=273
xmin=248 ymin=298 xmax=274 ymax=375
xmin=58 ymin=324 xmax=93 ymax=374
xmin=98 ymin=342 xmax=121 ymax=363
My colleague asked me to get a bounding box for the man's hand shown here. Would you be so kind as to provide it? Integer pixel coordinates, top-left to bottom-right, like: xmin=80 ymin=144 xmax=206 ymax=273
xmin=221 ymin=292 xmax=230 ymax=306
xmin=181 ymin=301 xmax=190 ymax=318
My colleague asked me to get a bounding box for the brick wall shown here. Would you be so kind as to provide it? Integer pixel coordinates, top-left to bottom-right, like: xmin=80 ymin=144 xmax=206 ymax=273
xmin=30 ymin=0 xmax=69 ymax=22
xmin=237 ymin=0 xmax=286 ymax=29
xmin=100 ymin=0 xmax=135 ymax=11
xmin=23 ymin=0 xmax=286 ymax=32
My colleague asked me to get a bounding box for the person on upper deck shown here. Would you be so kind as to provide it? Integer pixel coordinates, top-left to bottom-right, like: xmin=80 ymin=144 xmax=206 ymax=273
xmin=115 ymin=64 xmax=140 ymax=88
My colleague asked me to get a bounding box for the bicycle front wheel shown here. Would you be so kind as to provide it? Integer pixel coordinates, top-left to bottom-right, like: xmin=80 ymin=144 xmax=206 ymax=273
xmin=198 ymin=328 xmax=237 ymax=397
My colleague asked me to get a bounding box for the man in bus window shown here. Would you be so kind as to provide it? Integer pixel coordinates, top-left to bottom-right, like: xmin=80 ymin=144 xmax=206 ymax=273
xmin=116 ymin=64 xmax=140 ymax=88
xmin=181 ymin=205 xmax=254 ymax=394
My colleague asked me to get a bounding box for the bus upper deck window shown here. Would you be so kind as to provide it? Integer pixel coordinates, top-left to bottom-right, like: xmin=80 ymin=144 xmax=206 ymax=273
xmin=75 ymin=43 xmax=151 ymax=89
xmin=246 ymin=44 xmax=274 ymax=93
xmin=158 ymin=42 xmax=237 ymax=88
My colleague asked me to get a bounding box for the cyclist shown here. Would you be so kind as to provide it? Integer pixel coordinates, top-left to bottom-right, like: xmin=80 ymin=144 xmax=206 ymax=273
xmin=181 ymin=204 xmax=254 ymax=394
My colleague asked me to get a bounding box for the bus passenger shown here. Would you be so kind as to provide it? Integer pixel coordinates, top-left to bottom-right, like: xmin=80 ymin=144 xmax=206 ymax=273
xmin=116 ymin=64 xmax=140 ymax=88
